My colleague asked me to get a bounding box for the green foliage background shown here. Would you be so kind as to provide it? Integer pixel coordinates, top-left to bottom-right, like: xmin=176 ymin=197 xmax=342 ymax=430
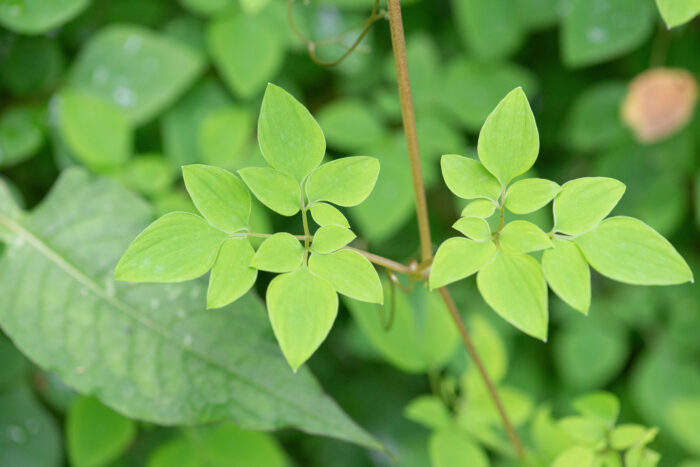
xmin=0 ymin=0 xmax=698 ymax=465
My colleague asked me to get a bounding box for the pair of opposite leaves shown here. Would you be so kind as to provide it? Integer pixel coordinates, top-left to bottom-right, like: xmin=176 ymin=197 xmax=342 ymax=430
xmin=429 ymin=87 xmax=693 ymax=341
xmin=115 ymin=84 xmax=383 ymax=370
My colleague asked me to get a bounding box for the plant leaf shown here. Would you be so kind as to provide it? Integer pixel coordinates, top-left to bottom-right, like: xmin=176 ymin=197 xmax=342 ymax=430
xmin=69 ymin=25 xmax=204 ymax=125
xmin=404 ymin=396 xmax=451 ymax=430
xmin=572 ymin=392 xmax=619 ymax=426
xmin=67 ymin=397 xmax=136 ymax=467
xmin=251 ymin=233 xmax=304 ymax=273
xmin=182 ymin=164 xmax=250 ymax=233
xmin=505 ymin=178 xmax=560 ymax=214
xmin=345 ymin=282 xmax=459 ymax=373
xmin=207 ymin=238 xmax=257 ymax=309
xmin=115 ymin=212 xmax=227 ymax=283
xmin=477 ymin=251 xmax=548 ymax=340
xmin=258 ymin=84 xmax=325 ymax=182
xmin=452 ymin=217 xmax=492 ymax=241
xmin=499 ymin=220 xmax=552 ymax=254
xmin=0 ymin=385 xmax=62 ymax=466
xmin=554 ymin=177 xmax=626 ymax=235
xmin=574 ymin=216 xmax=693 ymax=285
xmin=541 ymin=239 xmax=590 ymax=314
xmin=0 ymin=105 xmax=45 ymax=169
xmin=552 ymin=445 xmax=595 ymax=467
xmin=430 ymin=238 xmax=496 ymax=289
xmin=440 ymin=154 xmax=501 ymax=201
xmin=309 ymin=250 xmax=382 ymax=304
xmin=562 ymin=0 xmax=654 ymax=67
xmin=239 ymin=167 xmax=300 ymax=216
xmin=58 ymin=88 xmax=131 ymax=173
xmin=147 ymin=423 xmax=287 ymax=467
xmin=198 ymin=107 xmax=253 ymax=169
xmin=0 ymin=168 xmax=383 ymax=451
xmin=0 ymin=0 xmax=88 ymax=34
xmin=656 ymin=0 xmax=700 ymax=27
xmin=318 ymin=99 xmax=384 ymax=152
xmin=461 ymin=199 xmax=497 ymax=218
xmin=429 ymin=429 xmax=489 ymax=467
xmin=309 ymin=203 xmax=349 ymax=227
xmin=558 ymin=415 xmax=608 ymax=445
xmin=306 ymin=156 xmax=380 ymax=207
xmin=266 ymin=267 xmax=338 ymax=371
xmin=207 ymin=13 xmax=283 ymax=98
xmin=311 ymin=225 xmax=356 ymax=254
xmin=477 ymin=88 xmax=539 ymax=185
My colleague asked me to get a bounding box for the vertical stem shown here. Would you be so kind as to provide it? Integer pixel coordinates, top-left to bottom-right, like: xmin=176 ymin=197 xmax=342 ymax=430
xmin=386 ymin=0 xmax=432 ymax=262
xmin=386 ymin=0 xmax=526 ymax=459
xmin=438 ymin=288 xmax=526 ymax=459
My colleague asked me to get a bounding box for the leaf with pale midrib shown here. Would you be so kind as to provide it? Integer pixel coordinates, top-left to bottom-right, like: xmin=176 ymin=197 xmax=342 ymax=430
xmin=0 ymin=168 xmax=383 ymax=452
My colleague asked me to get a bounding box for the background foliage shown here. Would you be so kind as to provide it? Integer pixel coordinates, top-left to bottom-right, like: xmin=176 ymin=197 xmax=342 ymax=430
xmin=0 ymin=0 xmax=698 ymax=465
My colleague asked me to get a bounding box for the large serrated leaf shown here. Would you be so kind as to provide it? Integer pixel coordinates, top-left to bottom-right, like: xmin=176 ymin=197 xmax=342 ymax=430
xmin=0 ymin=168 xmax=383 ymax=452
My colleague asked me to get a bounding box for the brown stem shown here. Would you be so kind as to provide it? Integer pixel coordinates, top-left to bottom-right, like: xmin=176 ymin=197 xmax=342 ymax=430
xmin=387 ymin=0 xmax=526 ymax=459
xmin=438 ymin=288 xmax=526 ymax=459
xmin=345 ymin=246 xmax=414 ymax=276
xmin=386 ymin=0 xmax=432 ymax=263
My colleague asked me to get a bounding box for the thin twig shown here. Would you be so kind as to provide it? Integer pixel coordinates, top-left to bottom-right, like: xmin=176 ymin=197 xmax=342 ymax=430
xmin=386 ymin=0 xmax=432 ymax=262
xmin=286 ymin=0 xmax=385 ymax=67
xmin=438 ymin=288 xmax=526 ymax=459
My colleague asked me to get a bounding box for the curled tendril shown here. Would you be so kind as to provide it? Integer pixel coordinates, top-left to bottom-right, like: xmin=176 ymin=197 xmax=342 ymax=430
xmin=286 ymin=0 xmax=386 ymax=67
xmin=377 ymin=269 xmax=415 ymax=332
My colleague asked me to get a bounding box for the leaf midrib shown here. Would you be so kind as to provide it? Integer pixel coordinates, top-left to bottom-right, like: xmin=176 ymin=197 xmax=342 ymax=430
xmin=0 ymin=212 xmax=377 ymax=449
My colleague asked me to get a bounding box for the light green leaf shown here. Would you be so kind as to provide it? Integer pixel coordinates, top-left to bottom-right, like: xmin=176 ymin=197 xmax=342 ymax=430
xmin=198 ymin=107 xmax=252 ymax=170
xmin=439 ymin=59 xmax=537 ymax=131
xmin=311 ymin=225 xmax=356 ymax=254
xmin=564 ymin=82 xmax=628 ymax=152
xmin=267 ymin=267 xmax=338 ymax=371
xmin=207 ymin=13 xmax=283 ymax=98
xmin=58 ymin=89 xmax=131 ymax=173
xmin=207 ymin=238 xmax=257 ymax=309
xmin=119 ymin=155 xmax=175 ymax=197
xmin=0 ymin=169 xmax=382 ymax=451
xmin=70 ymin=25 xmax=204 ymax=125
xmin=452 ymin=0 xmax=522 ymax=60
xmin=572 ymin=392 xmax=619 ymax=426
xmin=310 ymin=203 xmax=349 ymax=227
xmin=147 ymin=423 xmax=287 ymax=467
xmin=0 ymin=106 xmax=44 ymax=168
xmin=505 ymin=178 xmax=560 ymax=214
xmin=477 ymin=251 xmax=548 ymax=340
xmin=239 ymin=167 xmax=300 ymax=216
xmin=404 ymin=395 xmax=452 ymax=430
xmin=461 ymin=199 xmax=497 ymax=218
xmin=562 ymin=0 xmax=654 ymax=67
xmin=430 ymin=238 xmax=496 ymax=289
xmin=531 ymin=406 xmax=574 ymax=465
xmin=554 ymin=318 xmax=629 ymax=389
xmin=318 ymin=99 xmax=383 ymax=152
xmin=499 ymin=220 xmax=552 ymax=254
xmin=554 ymin=177 xmax=626 ymax=235
xmin=611 ymin=424 xmax=651 ymax=450
xmin=542 ymin=239 xmax=591 ymax=314
xmin=258 ymin=84 xmax=325 ymax=182
xmin=429 ymin=429 xmax=489 ymax=467
xmin=552 ymin=445 xmax=595 ymax=467
xmin=656 ymin=0 xmax=700 ymax=27
xmin=440 ymin=154 xmax=502 ymax=201
xmin=0 ymin=0 xmax=88 ymax=34
xmin=625 ymin=446 xmax=661 ymax=467
xmin=182 ymin=164 xmax=250 ymax=233
xmin=453 ymin=217 xmax=492 ymax=241
xmin=0 ymin=385 xmax=61 ymax=467
xmin=67 ymin=397 xmax=136 ymax=467
xmin=251 ymin=233 xmax=304 ymax=273
xmin=558 ymin=416 xmax=608 ymax=445
xmin=161 ymin=78 xmax=231 ymax=167
xmin=306 ymin=156 xmax=380 ymax=207
xmin=115 ymin=212 xmax=226 ymax=283
xmin=477 ymin=88 xmax=539 ymax=185
xmin=309 ymin=249 xmax=382 ymax=304
xmin=575 ymin=217 xmax=693 ymax=285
